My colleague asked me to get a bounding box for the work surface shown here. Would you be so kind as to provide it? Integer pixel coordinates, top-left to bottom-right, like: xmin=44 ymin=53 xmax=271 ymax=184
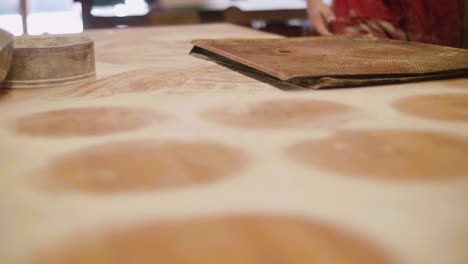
xmin=0 ymin=24 xmax=467 ymax=264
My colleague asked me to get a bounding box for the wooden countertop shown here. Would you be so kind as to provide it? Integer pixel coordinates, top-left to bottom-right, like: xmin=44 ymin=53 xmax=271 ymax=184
xmin=0 ymin=23 xmax=467 ymax=264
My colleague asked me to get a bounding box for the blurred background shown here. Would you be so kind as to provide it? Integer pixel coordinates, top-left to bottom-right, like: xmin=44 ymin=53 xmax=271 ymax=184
xmin=0 ymin=0 xmax=334 ymax=37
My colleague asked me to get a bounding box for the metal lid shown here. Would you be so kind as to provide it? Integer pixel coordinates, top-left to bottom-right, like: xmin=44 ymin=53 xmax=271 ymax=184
xmin=0 ymin=28 xmax=14 ymax=83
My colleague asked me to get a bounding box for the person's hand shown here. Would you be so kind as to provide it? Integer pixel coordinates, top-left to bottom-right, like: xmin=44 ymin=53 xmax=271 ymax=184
xmin=307 ymin=0 xmax=336 ymax=36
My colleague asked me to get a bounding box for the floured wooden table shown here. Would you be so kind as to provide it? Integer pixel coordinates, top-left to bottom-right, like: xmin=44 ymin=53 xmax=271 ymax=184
xmin=0 ymin=24 xmax=467 ymax=264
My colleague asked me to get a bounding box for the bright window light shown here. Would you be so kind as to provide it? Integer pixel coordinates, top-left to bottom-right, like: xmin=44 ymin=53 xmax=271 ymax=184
xmin=0 ymin=14 xmax=23 ymax=36
xmin=113 ymin=3 xmax=127 ymax=17
xmin=91 ymin=0 xmax=149 ymax=17
xmin=26 ymin=3 xmax=83 ymax=35
xmin=124 ymin=0 xmax=149 ymax=14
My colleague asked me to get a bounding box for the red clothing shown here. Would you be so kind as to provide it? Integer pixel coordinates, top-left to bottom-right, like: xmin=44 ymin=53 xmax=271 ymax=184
xmin=332 ymin=0 xmax=465 ymax=48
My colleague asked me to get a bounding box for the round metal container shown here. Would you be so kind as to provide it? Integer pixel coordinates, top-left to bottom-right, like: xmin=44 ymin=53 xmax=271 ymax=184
xmin=0 ymin=28 xmax=14 ymax=83
xmin=1 ymin=35 xmax=96 ymax=88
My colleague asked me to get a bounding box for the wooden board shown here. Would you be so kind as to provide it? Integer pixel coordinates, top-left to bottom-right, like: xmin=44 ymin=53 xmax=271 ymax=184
xmin=0 ymin=24 xmax=467 ymax=264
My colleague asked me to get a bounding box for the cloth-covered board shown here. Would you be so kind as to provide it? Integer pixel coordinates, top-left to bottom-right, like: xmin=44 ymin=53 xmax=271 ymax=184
xmin=191 ymin=36 xmax=468 ymax=89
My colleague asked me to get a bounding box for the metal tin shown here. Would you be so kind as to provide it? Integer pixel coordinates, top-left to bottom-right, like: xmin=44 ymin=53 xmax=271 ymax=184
xmin=1 ymin=35 xmax=96 ymax=88
xmin=0 ymin=28 xmax=14 ymax=83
